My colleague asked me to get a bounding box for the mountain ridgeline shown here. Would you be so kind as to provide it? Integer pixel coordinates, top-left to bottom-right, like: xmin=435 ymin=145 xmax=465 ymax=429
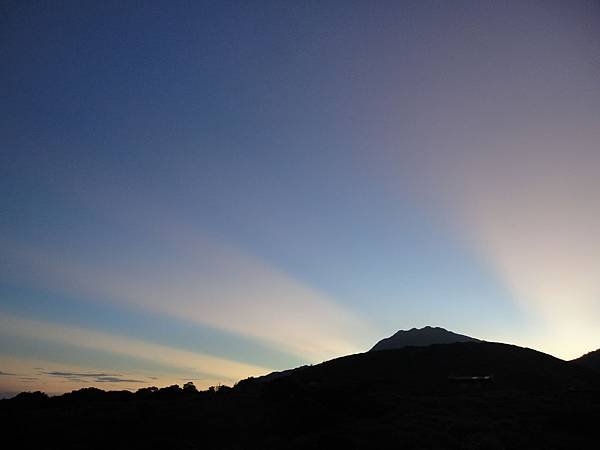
xmin=370 ymin=325 xmax=480 ymax=351
xmin=572 ymin=348 xmax=600 ymax=372
xmin=2 ymin=327 xmax=600 ymax=449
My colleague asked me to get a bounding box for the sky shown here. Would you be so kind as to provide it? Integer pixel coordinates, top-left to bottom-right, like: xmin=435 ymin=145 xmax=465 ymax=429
xmin=1 ymin=0 xmax=600 ymax=396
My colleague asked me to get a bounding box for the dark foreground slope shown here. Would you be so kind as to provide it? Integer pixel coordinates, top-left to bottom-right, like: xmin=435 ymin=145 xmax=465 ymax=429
xmin=3 ymin=342 xmax=600 ymax=449
xmin=572 ymin=348 xmax=600 ymax=372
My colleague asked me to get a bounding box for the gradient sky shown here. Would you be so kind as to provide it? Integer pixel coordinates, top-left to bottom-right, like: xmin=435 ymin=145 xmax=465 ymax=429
xmin=2 ymin=0 xmax=600 ymax=396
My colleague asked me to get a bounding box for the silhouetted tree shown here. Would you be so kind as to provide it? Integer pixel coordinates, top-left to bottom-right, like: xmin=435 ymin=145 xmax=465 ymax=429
xmin=183 ymin=381 xmax=197 ymax=393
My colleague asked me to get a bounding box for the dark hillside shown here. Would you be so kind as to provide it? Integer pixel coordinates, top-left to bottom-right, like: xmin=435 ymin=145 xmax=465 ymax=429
xmin=3 ymin=342 xmax=600 ymax=449
xmin=572 ymin=348 xmax=600 ymax=372
xmin=285 ymin=342 xmax=596 ymax=390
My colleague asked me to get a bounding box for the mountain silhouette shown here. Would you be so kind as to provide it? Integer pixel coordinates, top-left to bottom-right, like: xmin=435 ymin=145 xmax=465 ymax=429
xmin=3 ymin=333 xmax=600 ymax=449
xmin=370 ymin=325 xmax=479 ymax=351
xmin=572 ymin=348 xmax=600 ymax=372
xmin=240 ymin=341 xmax=597 ymax=394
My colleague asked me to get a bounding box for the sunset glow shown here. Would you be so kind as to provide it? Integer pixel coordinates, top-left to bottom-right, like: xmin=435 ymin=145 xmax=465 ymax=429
xmin=2 ymin=0 xmax=599 ymax=397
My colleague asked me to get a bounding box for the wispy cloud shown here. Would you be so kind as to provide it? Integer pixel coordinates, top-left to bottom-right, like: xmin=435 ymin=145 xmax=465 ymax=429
xmin=44 ymin=371 xmax=114 ymax=378
xmin=41 ymin=371 xmax=144 ymax=383
xmin=41 ymin=371 xmax=143 ymax=383
xmin=19 ymin=377 xmax=38 ymax=382
xmin=96 ymin=377 xmax=144 ymax=383
xmin=0 ymin=313 xmax=272 ymax=383
xmin=0 ymin=220 xmax=373 ymax=361
xmin=0 ymin=356 xmax=171 ymax=394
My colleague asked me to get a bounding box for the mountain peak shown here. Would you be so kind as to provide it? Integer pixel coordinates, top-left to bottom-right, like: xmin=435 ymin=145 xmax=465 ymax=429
xmin=370 ymin=326 xmax=479 ymax=352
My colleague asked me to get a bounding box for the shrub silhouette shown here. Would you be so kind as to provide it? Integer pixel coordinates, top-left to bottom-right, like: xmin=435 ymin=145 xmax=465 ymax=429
xmin=183 ymin=381 xmax=197 ymax=393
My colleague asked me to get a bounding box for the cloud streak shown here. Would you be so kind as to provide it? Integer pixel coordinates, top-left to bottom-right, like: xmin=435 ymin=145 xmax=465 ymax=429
xmin=41 ymin=371 xmax=145 ymax=383
xmin=0 ymin=356 xmax=165 ymax=394
xmin=0 ymin=313 xmax=272 ymax=383
xmin=0 ymin=218 xmax=373 ymax=362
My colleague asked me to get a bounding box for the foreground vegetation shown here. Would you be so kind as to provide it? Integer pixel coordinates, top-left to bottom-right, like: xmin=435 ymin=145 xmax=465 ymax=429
xmin=3 ymin=342 xmax=600 ymax=449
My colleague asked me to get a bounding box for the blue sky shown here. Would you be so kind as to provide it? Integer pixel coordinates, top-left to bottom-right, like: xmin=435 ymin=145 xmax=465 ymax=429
xmin=2 ymin=0 xmax=600 ymax=395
